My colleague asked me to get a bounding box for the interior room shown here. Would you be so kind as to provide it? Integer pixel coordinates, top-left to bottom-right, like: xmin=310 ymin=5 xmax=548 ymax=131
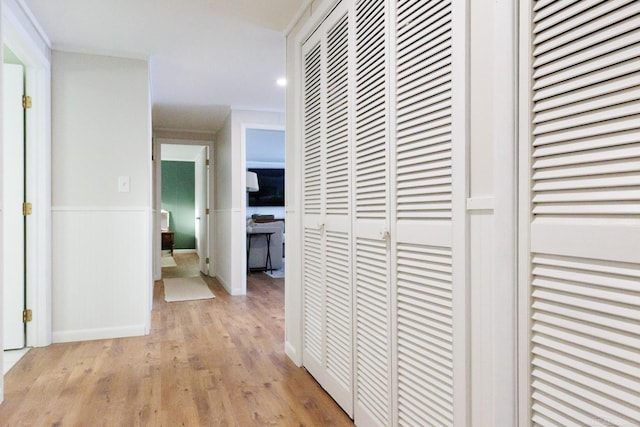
xmin=245 ymin=127 xmax=285 ymax=279
xmin=159 ymin=144 xmax=207 ymax=269
xmin=0 ymin=0 xmax=638 ymax=426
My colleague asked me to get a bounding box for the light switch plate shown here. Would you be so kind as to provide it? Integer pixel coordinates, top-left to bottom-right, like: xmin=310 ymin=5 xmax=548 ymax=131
xmin=118 ymin=176 xmax=130 ymax=193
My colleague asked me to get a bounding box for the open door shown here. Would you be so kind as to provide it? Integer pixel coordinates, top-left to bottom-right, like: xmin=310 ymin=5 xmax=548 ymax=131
xmin=195 ymin=146 xmax=209 ymax=274
xmin=3 ymin=63 xmax=26 ymax=350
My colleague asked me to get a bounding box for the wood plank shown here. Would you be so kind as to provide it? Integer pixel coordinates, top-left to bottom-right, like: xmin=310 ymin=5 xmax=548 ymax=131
xmin=0 ymin=254 xmax=353 ymax=426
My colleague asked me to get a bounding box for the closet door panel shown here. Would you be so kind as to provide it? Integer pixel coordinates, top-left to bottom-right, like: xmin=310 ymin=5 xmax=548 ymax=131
xmin=524 ymin=2 xmax=640 ymax=425
xmin=323 ymin=5 xmax=354 ymax=414
xmin=394 ymin=0 xmax=455 ymax=425
xmin=301 ymin=2 xmax=354 ymax=416
xmin=353 ymin=0 xmax=391 ymax=425
xmin=302 ymin=37 xmax=325 ymax=376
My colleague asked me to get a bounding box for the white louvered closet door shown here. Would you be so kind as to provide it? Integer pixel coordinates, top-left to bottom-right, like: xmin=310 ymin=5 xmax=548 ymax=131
xmin=523 ymin=1 xmax=640 ymax=426
xmin=393 ymin=0 xmax=455 ymax=426
xmin=302 ymin=31 xmax=325 ymax=388
xmin=353 ymin=0 xmax=392 ymax=426
xmin=322 ymin=3 xmax=354 ymax=415
xmin=301 ymin=1 xmax=355 ymax=416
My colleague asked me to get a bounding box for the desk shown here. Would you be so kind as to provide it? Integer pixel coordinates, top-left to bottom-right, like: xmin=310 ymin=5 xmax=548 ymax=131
xmin=247 ymin=231 xmax=274 ymax=274
xmin=161 ymin=231 xmax=175 ymax=255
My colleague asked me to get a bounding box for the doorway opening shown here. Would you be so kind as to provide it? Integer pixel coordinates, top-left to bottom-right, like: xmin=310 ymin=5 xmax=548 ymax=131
xmin=2 ymin=45 xmax=28 ymax=372
xmin=2 ymin=25 xmax=51 ymax=374
xmin=158 ymin=143 xmax=210 ymax=281
xmin=243 ymin=126 xmax=286 ymax=287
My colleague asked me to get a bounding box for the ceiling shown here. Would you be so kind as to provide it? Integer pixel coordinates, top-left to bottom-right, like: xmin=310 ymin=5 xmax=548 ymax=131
xmin=22 ymin=0 xmax=302 ymax=135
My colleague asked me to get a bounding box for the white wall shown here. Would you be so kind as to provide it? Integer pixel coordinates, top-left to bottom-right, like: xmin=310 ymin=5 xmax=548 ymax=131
xmin=213 ymin=113 xmax=233 ymax=292
xmin=50 ymin=51 xmax=152 ymax=342
xmin=213 ymin=109 xmax=284 ymax=295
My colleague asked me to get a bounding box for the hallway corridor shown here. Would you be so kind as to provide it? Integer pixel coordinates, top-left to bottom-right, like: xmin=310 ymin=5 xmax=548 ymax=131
xmin=0 ymin=268 xmax=352 ymax=426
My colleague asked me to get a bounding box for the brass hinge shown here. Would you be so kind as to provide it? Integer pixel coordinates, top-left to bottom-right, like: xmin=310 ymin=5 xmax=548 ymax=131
xmin=23 ymin=309 xmax=33 ymax=323
xmin=23 ymin=202 xmax=33 ymax=216
xmin=206 ymin=159 xmax=210 ymax=166
xmin=22 ymin=95 xmax=32 ymax=109
xmin=205 ymin=257 xmax=210 ymax=264
xmin=206 ymin=208 xmax=210 ymax=215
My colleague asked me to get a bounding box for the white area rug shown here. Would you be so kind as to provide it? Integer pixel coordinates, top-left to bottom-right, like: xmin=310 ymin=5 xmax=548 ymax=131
xmin=263 ymin=258 xmax=284 ymax=279
xmin=264 ymin=268 xmax=285 ymax=279
xmin=161 ymin=256 xmax=177 ymax=267
xmin=164 ymin=276 xmax=215 ymax=302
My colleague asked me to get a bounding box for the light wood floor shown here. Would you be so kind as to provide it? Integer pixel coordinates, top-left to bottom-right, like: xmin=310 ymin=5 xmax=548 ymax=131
xmin=0 ymin=254 xmax=353 ymax=426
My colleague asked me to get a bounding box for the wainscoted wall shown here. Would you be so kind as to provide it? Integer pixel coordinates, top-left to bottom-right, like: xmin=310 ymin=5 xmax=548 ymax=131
xmin=212 ymin=208 xmax=245 ymax=295
xmin=213 ymin=209 xmax=232 ymax=292
xmin=51 ymin=208 xmax=149 ymax=342
xmin=213 ymin=109 xmax=284 ymax=295
xmin=51 ymin=51 xmax=152 ymax=342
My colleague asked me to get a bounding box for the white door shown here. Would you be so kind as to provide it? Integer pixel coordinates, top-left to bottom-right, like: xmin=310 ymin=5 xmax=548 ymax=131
xmin=393 ymin=0 xmax=456 ymax=425
xmin=352 ymin=1 xmax=392 ymax=426
xmin=301 ymin=0 xmax=354 ymax=416
xmin=3 ymin=63 xmax=26 ymax=350
xmin=195 ymin=146 xmax=209 ymax=274
xmin=521 ymin=1 xmax=640 ymax=425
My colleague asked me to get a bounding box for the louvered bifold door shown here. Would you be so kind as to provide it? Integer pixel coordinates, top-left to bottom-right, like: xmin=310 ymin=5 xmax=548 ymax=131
xmin=353 ymin=0 xmax=392 ymax=426
xmin=302 ymin=33 xmax=326 ymax=387
xmin=393 ymin=0 xmax=455 ymax=426
xmin=322 ymin=3 xmax=354 ymax=416
xmin=524 ymin=2 xmax=640 ymax=426
xmin=301 ymin=2 xmax=355 ymax=417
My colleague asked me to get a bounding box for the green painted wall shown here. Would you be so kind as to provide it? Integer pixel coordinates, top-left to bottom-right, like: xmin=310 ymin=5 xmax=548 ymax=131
xmin=161 ymin=161 xmax=195 ymax=249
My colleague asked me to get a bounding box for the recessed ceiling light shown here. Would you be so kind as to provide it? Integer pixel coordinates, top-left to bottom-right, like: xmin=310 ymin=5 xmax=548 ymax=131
xmin=276 ymin=78 xmax=287 ymax=87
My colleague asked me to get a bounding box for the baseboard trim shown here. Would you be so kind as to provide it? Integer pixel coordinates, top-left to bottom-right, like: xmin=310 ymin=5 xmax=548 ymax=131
xmin=52 ymin=325 xmax=146 ymax=344
xmin=173 ymin=249 xmax=197 ymax=254
xmin=285 ymin=341 xmax=302 ymax=367
xmin=215 ymin=274 xmax=232 ymax=295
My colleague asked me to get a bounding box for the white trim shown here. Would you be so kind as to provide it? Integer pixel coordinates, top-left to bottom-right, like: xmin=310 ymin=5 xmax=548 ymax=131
xmin=294 ymin=0 xmax=342 ymax=46
xmin=451 ymin=0 xmax=470 ymax=425
xmin=15 ymin=0 xmax=50 ymax=47
xmin=492 ymin=0 xmax=518 ymax=425
xmin=156 ymin=136 xmax=214 ymax=145
xmin=466 ymin=196 xmax=495 ymax=211
xmin=2 ymin=0 xmax=53 ymax=354
xmin=284 ymin=0 xmax=314 ymax=36
xmin=0 ymin=17 xmax=5 ymax=401
xmin=284 ymin=341 xmax=301 ymax=367
xmin=153 ymin=128 xmax=217 ymax=140
xmin=50 ymin=43 xmax=149 ymax=61
xmin=517 ymin=0 xmax=533 ymax=424
xmin=386 ymin=0 xmax=399 ymax=422
xmin=52 ymin=325 xmax=146 ymax=344
xmin=240 ymin=122 xmax=286 ymax=296
xmin=52 ymin=206 xmax=149 ymax=212
xmin=172 ymin=249 xmax=197 ymax=254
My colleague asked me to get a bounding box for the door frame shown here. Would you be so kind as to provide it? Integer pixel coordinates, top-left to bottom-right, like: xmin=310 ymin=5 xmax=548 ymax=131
xmin=2 ymin=1 xmax=52 ymax=350
xmin=240 ymin=122 xmax=285 ymax=295
xmin=2 ymin=62 xmax=26 ymax=351
xmin=153 ymin=138 xmax=214 ymax=280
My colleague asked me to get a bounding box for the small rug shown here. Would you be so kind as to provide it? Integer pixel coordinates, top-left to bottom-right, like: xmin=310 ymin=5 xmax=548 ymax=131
xmin=164 ymin=276 xmax=215 ymax=302
xmin=161 ymin=256 xmax=177 ymax=268
xmin=264 ymin=268 xmax=285 ymax=279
